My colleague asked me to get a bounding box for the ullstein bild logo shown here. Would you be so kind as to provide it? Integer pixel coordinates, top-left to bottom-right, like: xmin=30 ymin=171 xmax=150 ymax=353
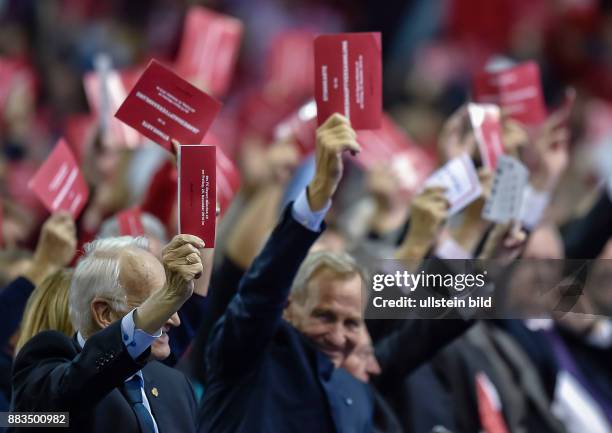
xmin=364 ymin=259 xmax=597 ymax=320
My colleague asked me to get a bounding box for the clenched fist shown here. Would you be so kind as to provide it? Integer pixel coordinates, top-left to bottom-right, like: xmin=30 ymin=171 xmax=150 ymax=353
xmin=161 ymin=234 xmax=205 ymax=302
xmin=308 ymin=113 xmax=360 ymax=210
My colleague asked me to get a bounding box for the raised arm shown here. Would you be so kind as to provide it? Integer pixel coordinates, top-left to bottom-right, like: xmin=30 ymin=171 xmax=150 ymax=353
xmin=206 ymin=113 xmax=360 ymax=377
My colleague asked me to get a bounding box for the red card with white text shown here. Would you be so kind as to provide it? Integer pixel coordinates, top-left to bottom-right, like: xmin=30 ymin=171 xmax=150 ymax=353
xmin=468 ymin=103 xmax=505 ymax=170
xmin=175 ymin=6 xmax=243 ymax=98
xmin=472 ymin=61 xmax=547 ymax=125
xmin=178 ymin=145 xmax=216 ymax=247
xmin=28 ymin=139 xmax=89 ymax=218
xmin=115 ymin=60 xmax=222 ymax=151
xmin=116 ymin=207 xmax=145 ymax=236
xmin=314 ymin=32 xmax=382 ymax=129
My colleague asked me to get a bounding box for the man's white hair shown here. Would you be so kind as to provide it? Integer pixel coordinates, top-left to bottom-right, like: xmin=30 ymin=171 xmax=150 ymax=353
xmin=290 ymin=250 xmax=367 ymax=306
xmin=69 ymin=236 xmax=149 ymax=336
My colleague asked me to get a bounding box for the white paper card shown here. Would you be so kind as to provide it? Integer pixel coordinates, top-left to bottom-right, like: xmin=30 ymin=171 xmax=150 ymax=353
xmin=482 ymin=154 xmax=529 ymax=223
xmin=424 ymin=153 xmax=482 ymax=215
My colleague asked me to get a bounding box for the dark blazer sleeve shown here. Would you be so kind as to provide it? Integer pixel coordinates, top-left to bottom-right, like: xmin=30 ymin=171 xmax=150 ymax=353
xmin=11 ymin=320 xmax=149 ymax=412
xmin=206 ymin=204 xmax=321 ymax=377
xmin=165 ymin=293 xmax=210 ymax=367
xmin=0 ymin=277 xmax=35 ymax=349
xmin=373 ymin=318 xmax=474 ymax=392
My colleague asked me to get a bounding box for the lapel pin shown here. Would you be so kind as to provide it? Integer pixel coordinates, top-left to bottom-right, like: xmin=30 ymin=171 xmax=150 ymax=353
xmin=151 ymin=387 xmax=159 ymax=397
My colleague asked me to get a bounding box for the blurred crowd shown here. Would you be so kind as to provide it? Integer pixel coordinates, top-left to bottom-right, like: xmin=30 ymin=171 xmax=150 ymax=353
xmin=1 ymin=0 xmax=612 ymax=432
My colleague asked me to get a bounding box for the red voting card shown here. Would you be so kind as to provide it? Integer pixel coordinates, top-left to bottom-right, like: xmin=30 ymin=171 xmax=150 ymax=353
xmin=28 ymin=139 xmax=89 ymax=219
xmin=175 ymin=6 xmax=243 ymax=98
xmin=356 ymin=114 xmax=435 ymax=192
xmin=274 ymin=100 xmax=318 ymax=157
xmin=84 ymin=68 xmax=143 ymax=149
xmin=264 ymin=30 xmax=315 ymax=102
xmin=216 ymin=146 xmax=241 ymax=217
xmin=115 ymin=60 xmax=222 ymax=151
xmin=314 ymin=32 xmax=382 ymax=129
xmin=178 ymin=145 xmax=216 ymax=247
xmin=116 ymin=207 xmax=145 ymax=237
xmin=64 ymin=114 xmax=96 ymax=164
xmin=472 ymin=61 xmax=547 ymax=125
xmin=468 ymin=103 xmax=505 ymax=170
xmin=200 ymin=132 xmax=241 ymax=217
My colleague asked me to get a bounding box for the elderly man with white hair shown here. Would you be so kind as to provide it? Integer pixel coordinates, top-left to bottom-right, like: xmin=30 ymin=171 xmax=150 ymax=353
xmin=10 ymin=233 xmax=204 ymax=433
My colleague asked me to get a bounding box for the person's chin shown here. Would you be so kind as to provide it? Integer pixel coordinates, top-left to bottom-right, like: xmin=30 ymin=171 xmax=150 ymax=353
xmin=150 ymin=341 xmax=171 ymax=361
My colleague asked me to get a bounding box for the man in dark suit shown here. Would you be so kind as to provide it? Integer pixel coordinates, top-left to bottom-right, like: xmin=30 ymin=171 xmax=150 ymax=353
xmin=198 ymin=113 xmax=373 ymax=433
xmin=10 ymin=232 xmax=205 ymax=433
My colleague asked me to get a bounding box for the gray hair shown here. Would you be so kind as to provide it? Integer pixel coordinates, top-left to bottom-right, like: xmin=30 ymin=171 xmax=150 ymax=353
xmin=69 ymin=236 xmax=149 ymax=336
xmin=290 ymin=250 xmax=368 ymax=306
xmin=98 ymin=212 xmax=168 ymax=244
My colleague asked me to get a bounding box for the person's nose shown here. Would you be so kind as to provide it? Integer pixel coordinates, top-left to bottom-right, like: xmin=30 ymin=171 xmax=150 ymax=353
xmin=325 ymin=324 xmax=347 ymax=349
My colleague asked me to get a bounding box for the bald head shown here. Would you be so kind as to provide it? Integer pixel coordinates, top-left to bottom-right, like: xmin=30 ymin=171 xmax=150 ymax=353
xmin=118 ymin=247 xmax=166 ymax=305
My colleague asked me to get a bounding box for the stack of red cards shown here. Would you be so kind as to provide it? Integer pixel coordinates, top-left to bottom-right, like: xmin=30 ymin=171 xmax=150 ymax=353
xmin=314 ymin=32 xmax=382 ymax=130
xmin=472 ymin=61 xmax=547 ymax=125
xmin=28 ymin=139 xmax=89 ymax=219
xmin=175 ymin=6 xmax=243 ymax=98
xmin=115 ymin=60 xmax=222 ymax=151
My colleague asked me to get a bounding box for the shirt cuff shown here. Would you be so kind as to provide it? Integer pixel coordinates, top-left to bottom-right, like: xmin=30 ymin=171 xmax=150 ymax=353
xmin=291 ymin=188 xmax=331 ymax=232
xmin=121 ymin=309 xmax=162 ymax=359
xmin=519 ymin=184 xmax=551 ymax=230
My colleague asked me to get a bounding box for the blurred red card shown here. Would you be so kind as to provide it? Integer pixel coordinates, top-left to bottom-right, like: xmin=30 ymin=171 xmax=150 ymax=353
xmin=216 ymin=146 xmax=240 ymax=217
xmin=314 ymin=32 xmax=382 ymax=129
xmin=64 ymin=114 xmax=96 ymax=164
xmin=200 ymin=132 xmax=241 ymax=217
xmin=175 ymin=6 xmax=243 ymax=98
xmin=356 ymin=114 xmax=435 ymax=192
xmin=28 ymin=139 xmax=89 ymax=219
xmin=468 ymin=103 xmax=505 ymax=170
xmin=116 ymin=207 xmax=145 ymax=236
xmin=264 ymin=30 xmax=315 ymax=102
xmin=178 ymin=145 xmax=216 ymax=247
xmin=115 ymin=60 xmax=222 ymax=151
xmin=472 ymin=61 xmax=547 ymax=125
xmin=84 ymin=68 xmax=142 ymax=148
xmin=275 ymin=100 xmax=318 ymax=156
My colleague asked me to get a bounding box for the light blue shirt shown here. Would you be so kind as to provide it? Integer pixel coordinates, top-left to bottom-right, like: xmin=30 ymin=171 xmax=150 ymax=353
xmin=77 ymin=188 xmax=330 ymax=429
xmin=291 ymin=188 xmax=331 ymax=232
xmin=76 ymin=310 xmax=160 ymax=433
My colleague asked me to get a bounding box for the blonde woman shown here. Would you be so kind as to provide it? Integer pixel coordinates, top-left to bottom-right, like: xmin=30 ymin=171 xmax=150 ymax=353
xmin=15 ymin=268 xmax=74 ymax=354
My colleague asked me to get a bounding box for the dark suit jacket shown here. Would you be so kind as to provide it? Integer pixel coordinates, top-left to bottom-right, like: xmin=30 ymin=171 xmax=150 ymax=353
xmin=198 ymin=206 xmax=373 ymax=433
xmin=10 ymin=320 xmax=197 ymax=433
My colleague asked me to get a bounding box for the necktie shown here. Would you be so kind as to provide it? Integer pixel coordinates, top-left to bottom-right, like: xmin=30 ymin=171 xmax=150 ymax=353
xmin=124 ymin=375 xmax=157 ymax=433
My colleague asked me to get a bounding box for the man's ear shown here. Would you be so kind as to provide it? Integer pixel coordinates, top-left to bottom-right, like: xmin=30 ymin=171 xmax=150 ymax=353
xmin=90 ymin=298 xmax=115 ymax=330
